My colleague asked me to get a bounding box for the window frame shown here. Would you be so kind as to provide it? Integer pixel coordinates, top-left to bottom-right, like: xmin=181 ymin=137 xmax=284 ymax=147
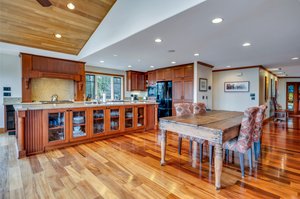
xmin=85 ymin=71 xmax=125 ymax=100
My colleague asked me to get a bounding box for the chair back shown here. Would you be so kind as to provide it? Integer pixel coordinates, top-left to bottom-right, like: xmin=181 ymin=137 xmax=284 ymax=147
xmin=236 ymin=107 xmax=259 ymax=152
xmin=174 ymin=103 xmax=192 ymax=116
xmin=192 ymin=103 xmax=206 ymax=114
xmin=253 ymin=105 xmax=267 ymax=142
xmin=271 ymin=97 xmax=282 ymax=111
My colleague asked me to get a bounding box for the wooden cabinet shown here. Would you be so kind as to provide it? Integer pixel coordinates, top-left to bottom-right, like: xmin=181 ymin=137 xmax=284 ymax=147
xmin=106 ymin=106 xmax=122 ymax=133
xmin=173 ymin=64 xmax=193 ymax=80
xmin=123 ymin=106 xmax=135 ymax=131
xmin=146 ymin=104 xmax=158 ymax=130
xmin=156 ymin=68 xmax=173 ymax=81
xmin=91 ymin=108 xmax=106 ymax=137
xmin=135 ymin=105 xmax=146 ymax=129
xmin=126 ymin=71 xmax=146 ymax=91
xmin=148 ymin=71 xmax=156 ymax=86
xmin=43 ymin=108 xmax=91 ymax=146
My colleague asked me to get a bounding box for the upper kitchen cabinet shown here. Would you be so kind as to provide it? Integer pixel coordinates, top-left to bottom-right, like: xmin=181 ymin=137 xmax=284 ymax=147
xmin=147 ymin=71 xmax=157 ymax=86
xmin=126 ymin=71 xmax=146 ymax=91
xmin=173 ymin=64 xmax=194 ymax=80
xmin=156 ymin=68 xmax=173 ymax=81
xmin=21 ymin=53 xmax=85 ymax=102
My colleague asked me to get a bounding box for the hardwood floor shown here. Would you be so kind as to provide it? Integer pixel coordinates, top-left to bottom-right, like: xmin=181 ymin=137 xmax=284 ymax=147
xmin=0 ymin=118 xmax=300 ymax=199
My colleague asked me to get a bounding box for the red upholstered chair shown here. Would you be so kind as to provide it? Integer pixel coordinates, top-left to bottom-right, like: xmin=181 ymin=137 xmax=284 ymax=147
xmin=253 ymin=104 xmax=267 ymax=161
xmin=223 ymin=107 xmax=259 ymax=178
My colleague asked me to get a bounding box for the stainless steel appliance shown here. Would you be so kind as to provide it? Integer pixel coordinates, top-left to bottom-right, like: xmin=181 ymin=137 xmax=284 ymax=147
xmin=156 ymin=81 xmax=172 ymax=118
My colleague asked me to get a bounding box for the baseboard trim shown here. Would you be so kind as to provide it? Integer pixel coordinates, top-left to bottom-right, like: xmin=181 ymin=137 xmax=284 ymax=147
xmin=0 ymin=128 xmax=4 ymax=134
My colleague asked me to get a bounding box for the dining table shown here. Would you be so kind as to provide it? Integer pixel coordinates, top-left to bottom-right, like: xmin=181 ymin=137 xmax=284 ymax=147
xmin=159 ymin=110 xmax=244 ymax=190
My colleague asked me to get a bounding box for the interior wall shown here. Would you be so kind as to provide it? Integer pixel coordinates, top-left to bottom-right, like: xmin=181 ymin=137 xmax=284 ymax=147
xmin=259 ymin=69 xmax=277 ymax=118
xmin=194 ymin=62 xmax=213 ymax=109
xmin=0 ymin=53 xmax=22 ymax=128
xmin=277 ymin=77 xmax=300 ymax=109
xmin=212 ymin=68 xmax=259 ymax=112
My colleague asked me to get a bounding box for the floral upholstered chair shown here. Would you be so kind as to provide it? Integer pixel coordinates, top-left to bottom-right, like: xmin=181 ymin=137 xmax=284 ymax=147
xmin=174 ymin=103 xmax=193 ymax=155
xmin=253 ymin=104 xmax=267 ymax=161
xmin=223 ymin=107 xmax=259 ymax=178
xmin=192 ymin=102 xmax=206 ymax=114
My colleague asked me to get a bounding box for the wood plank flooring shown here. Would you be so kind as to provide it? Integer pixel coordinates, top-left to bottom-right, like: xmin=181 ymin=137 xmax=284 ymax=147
xmin=0 ymin=118 xmax=300 ymax=199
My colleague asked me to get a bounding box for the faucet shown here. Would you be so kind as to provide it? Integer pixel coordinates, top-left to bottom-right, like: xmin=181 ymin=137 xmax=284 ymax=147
xmin=51 ymin=94 xmax=58 ymax=102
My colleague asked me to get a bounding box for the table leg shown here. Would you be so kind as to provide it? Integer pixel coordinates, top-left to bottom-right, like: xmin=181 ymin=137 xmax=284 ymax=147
xmin=160 ymin=129 xmax=167 ymax=166
xmin=192 ymin=140 xmax=198 ymax=168
xmin=214 ymin=143 xmax=223 ymax=190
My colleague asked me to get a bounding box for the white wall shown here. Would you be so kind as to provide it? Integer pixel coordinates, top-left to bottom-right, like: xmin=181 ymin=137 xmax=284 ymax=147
xmin=259 ymin=69 xmax=277 ymax=118
xmin=212 ymin=68 xmax=259 ymax=112
xmin=0 ymin=53 xmax=22 ymax=128
xmin=193 ymin=62 xmax=213 ymax=109
xmin=277 ymin=78 xmax=300 ymax=109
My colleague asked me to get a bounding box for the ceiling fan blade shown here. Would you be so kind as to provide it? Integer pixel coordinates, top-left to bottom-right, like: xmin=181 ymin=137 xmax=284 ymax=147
xmin=36 ymin=0 xmax=52 ymax=7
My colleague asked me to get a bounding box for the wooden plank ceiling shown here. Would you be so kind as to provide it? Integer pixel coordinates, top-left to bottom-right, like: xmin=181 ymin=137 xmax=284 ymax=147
xmin=0 ymin=0 xmax=116 ymax=55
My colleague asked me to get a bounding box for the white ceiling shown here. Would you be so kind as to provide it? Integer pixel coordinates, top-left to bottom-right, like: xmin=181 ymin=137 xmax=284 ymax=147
xmin=1 ymin=0 xmax=300 ymax=76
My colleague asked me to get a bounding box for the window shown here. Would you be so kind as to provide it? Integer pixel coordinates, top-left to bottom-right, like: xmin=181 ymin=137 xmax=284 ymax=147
xmin=85 ymin=74 xmax=123 ymax=100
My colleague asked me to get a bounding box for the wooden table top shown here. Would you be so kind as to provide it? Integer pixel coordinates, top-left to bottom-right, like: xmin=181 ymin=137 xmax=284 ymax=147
xmin=159 ymin=110 xmax=244 ymax=132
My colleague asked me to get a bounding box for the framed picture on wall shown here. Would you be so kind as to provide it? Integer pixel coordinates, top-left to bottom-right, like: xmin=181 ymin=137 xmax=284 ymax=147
xmin=199 ymin=78 xmax=208 ymax=92
xmin=224 ymin=81 xmax=250 ymax=92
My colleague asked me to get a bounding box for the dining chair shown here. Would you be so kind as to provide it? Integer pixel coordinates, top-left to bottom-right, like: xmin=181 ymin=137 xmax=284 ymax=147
xmin=253 ymin=104 xmax=267 ymax=161
xmin=191 ymin=103 xmax=207 ymax=162
xmin=271 ymin=97 xmax=288 ymax=122
xmin=174 ymin=103 xmax=194 ymax=155
xmin=223 ymin=107 xmax=259 ymax=178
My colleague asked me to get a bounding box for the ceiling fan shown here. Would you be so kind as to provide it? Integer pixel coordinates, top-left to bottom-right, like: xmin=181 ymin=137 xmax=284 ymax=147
xmin=36 ymin=0 xmax=52 ymax=7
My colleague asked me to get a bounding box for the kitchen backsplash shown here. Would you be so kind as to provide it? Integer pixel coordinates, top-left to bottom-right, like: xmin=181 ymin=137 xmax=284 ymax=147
xmin=31 ymin=78 xmax=74 ymax=101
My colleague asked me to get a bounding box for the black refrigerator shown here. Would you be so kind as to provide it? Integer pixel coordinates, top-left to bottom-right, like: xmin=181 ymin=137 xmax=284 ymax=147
xmin=156 ymin=81 xmax=172 ymax=118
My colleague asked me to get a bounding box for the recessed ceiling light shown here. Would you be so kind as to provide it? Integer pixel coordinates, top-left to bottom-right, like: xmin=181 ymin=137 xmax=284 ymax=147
xmin=194 ymin=53 xmax=199 ymax=56
xmin=150 ymin=65 xmax=154 ymax=68
xmin=268 ymin=68 xmax=281 ymax=71
xmin=242 ymin=42 xmax=251 ymax=47
xmin=55 ymin=33 xmax=62 ymax=38
xmin=100 ymin=60 xmax=104 ymax=63
xmin=155 ymin=38 xmax=162 ymax=43
xmin=113 ymin=54 xmax=118 ymax=57
xmin=292 ymin=57 xmax=299 ymax=60
xmin=67 ymin=3 xmax=75 ymax=10
xmin=212 ymin=18 xmax=223 ymax=24
xmin=128 ymin=65 xmax=132 ymax=68
xmin=226 ymin=65 xmax=231 ymax=68
xmin=171 ymin=61 xmax=176 ymax=64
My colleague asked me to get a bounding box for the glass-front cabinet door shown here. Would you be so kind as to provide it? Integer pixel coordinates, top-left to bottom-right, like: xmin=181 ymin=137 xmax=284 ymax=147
xmin=124 ymin=107 xmax=134 ymax=130
xmin=93 ymin=109 xmax=105 ymax=136
xmin=136 ymin=106 xmax=145 ymax=129
xmin=109 ymin=108 xmax=120 ymax=132
xmin=45 ymin=110 xmax=68 ymax=146
xmin=70 ymin=109 xmax=88 ymax=141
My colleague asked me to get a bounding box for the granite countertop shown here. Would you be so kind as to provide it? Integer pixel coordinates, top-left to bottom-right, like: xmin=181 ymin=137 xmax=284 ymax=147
xmin=13 ymin=101 xmax=158 ymax=111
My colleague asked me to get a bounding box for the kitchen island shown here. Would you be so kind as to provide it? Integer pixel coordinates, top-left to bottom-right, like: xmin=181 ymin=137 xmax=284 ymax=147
xmin=14 ymin=101 xmax=158 ymax=158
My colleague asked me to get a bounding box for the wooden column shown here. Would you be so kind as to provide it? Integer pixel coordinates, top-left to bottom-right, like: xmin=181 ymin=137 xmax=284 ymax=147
xmin=17 ymin=110 xmax=26 ymax=158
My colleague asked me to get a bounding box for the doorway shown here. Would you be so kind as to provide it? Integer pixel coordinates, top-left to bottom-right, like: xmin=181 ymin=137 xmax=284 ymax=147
xmin=286 ymin=82 xmax=300 ymax=115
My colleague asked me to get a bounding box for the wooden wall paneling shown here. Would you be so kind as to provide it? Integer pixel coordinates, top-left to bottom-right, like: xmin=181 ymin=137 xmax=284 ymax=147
xmin=25 ymin=110 xmax=44 ymax=155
